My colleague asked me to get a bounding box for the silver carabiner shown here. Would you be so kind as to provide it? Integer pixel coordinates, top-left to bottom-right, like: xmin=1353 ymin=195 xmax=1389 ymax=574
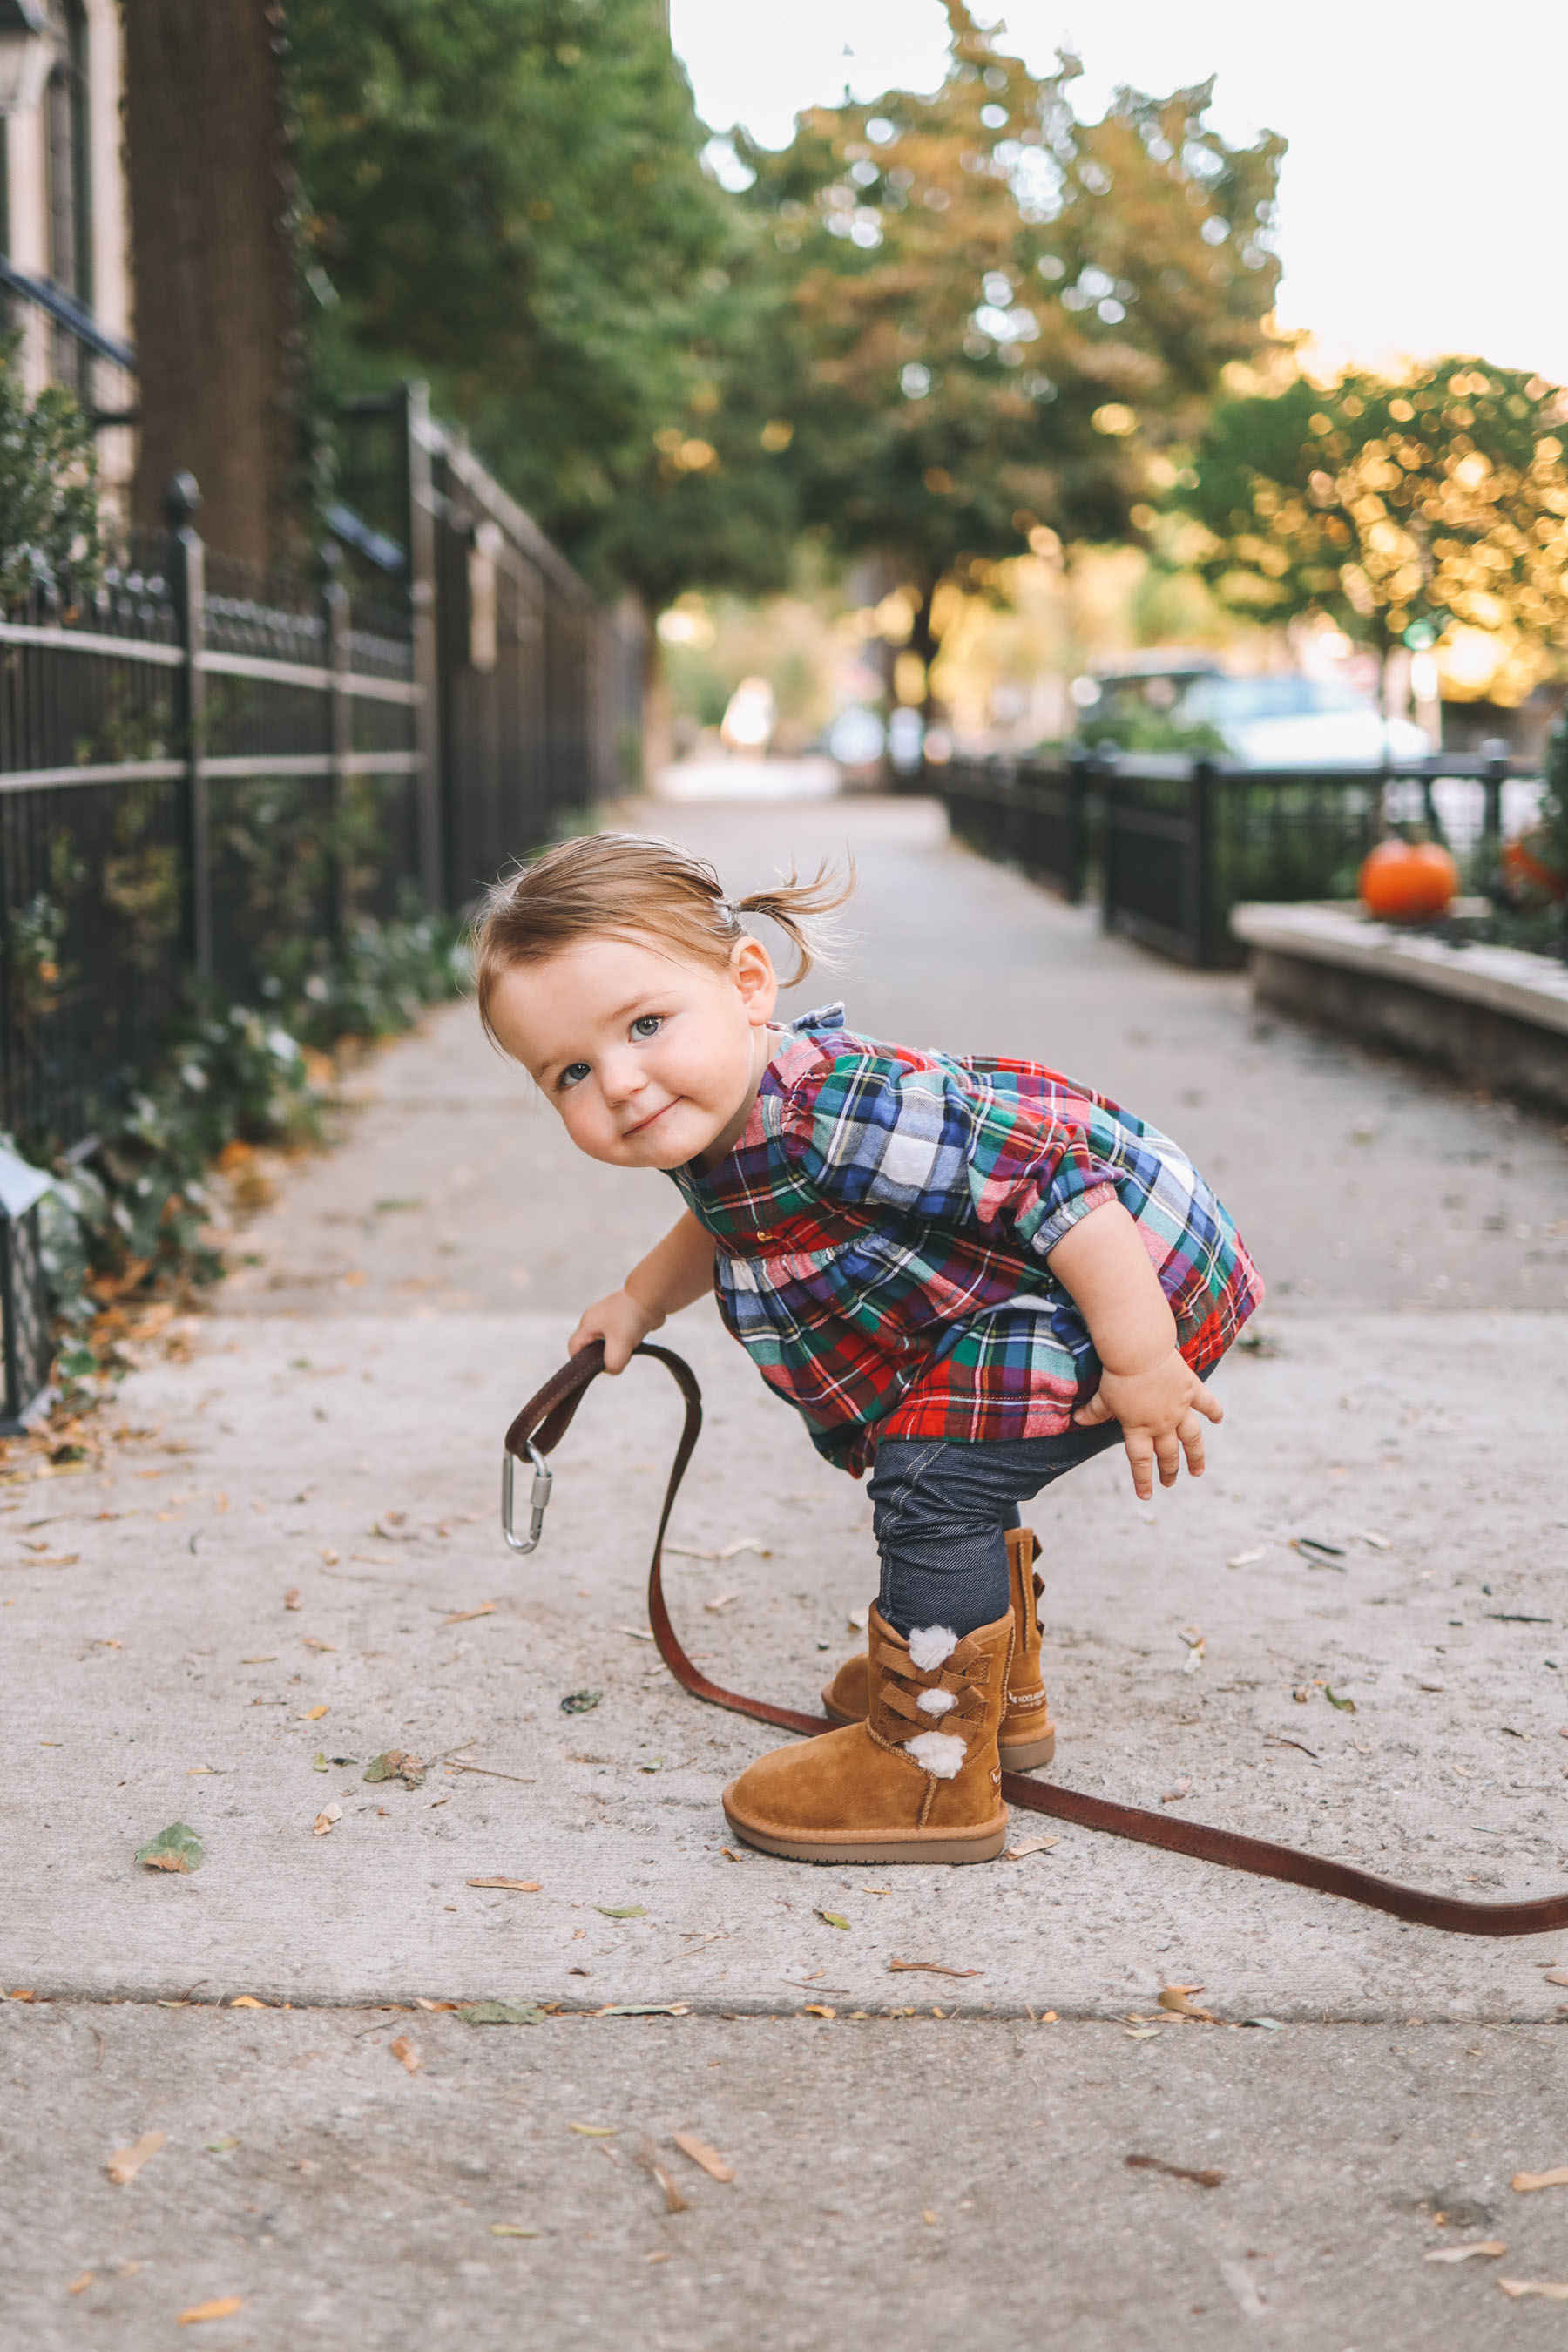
xmin=501 ymin=1441 xmax=553 ymax=1554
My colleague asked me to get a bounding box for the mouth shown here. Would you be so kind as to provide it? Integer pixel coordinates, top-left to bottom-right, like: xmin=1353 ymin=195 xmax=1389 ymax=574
xmin=625 ymin=1098 xmax=679 ymax=1139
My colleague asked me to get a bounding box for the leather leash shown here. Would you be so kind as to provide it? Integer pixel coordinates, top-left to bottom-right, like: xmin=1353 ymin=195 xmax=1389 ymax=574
xmin=504 ymin=1342 xmax=1568 ymax=1939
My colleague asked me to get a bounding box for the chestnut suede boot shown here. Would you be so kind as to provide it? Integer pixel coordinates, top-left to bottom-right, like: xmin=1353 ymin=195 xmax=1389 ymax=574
xmin=722 ymin=1605 xmax=1012 ymax=1865
xmin=821 ymin=1526 xmax=1056 ymax=1771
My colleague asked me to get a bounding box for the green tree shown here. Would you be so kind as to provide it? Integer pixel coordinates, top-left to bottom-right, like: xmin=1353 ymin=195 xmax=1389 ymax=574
xmin=1173 ymin=359 xmax=1568 ymax=705
xmin=730 ymin=1 xmax=1284 ymax=678
xmin=0 ymin=337 xmax=100 ymax=606
xmin=289 ymin=0 xmax=797 ymax=601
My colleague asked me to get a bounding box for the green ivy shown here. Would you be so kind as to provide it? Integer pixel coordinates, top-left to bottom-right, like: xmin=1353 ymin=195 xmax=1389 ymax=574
xmin=31 ymin=911 xmax=469 ymax=1397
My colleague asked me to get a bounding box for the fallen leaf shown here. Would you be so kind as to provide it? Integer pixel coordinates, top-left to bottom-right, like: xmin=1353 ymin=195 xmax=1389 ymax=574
xmin=490 ymin=2224 xmax=539 ymax=2239
xmin=1360 ymin=1531 xmax=1391 ymax=1551
xmin=705 ymin=1592 xmax=738 ymax=1613
xmin=1324 ymin=1685 xmax=1356 ymax=1713
xmin=635 ymin=2136 xmax=689 ymax=2213
xmin=301 ymin=1704 xmax=328 ymax=1722
xmin=720 ymin=1847 xmax=741 ymax=1862
xmin=313 ymin=1752 xmax=328 ymax=1773
xmin=1160 ymin=1781 xmax=1193 ymax=1804
xmin=67 ymin=2272 xmax=94 ymax=2295
xmin=1182 ymin=1641 xmax=1206 ymax=1676
xmin=1544 ymin=1970 xmax=1568 ymax=1989
xmin=818 ymin=1910 xmax=851 ymax=1930
xmin=301 ymin=1637 xmax=337 ymax=1653
xmin=204 ymin=2139 xmax=239 ymax=2155
xmin=888 ymin=1957 xmax=982 ymax=1978
xmin=1125 ymin=2024 xmax=1162 ymax=2040
xmin=465 ymin=1877 xmax=541 ymax=1893
xmin=1125 ymin=2152 xmax=1225 ymax=2189
xmin=1227 ymin=1547 xmax=1267 ymax=1568
xmin=1241 ymin=2017 xmax=1287 ymax=2031
xmin=922 ymin=2208 xmax=939 ymax=2227
xmin=672 ymin=2132 xmax=734 ymax=2182
xmin=1425 ymin=2240 xmax=1507 ymax=2263
xmin=1158 ymin=1984 xmax=1220 ymax=2023
xmin=590 ymin=2003 xmax=691 ymax=2017
xmin=389 ymin=2035 xmax=421 ymax=2073
xmin=1513 ymin=2167 xmax=1568 ymax=2193
xmin=1004 ymin=1835 xmax=1061 ymax=1861
xmin=319 ymin=1549 xmax=339 ymax=1565
xmin=241 ymin=1655 xmax=276 ymax=1665
xmin=596 ymin=1903 xmax=647 ymax=1919
xmin=106 ymin=2130 xmax=166 ymax=2186
xmin=646 ymin=2249 xmax=670 ymax=2263
xmin=456 ymin=2003 xmax=546 ymax=2026
xmin=312 ymin=1803 xmax=342 ymax=1835
xmin=569 ymin=2122 xmax=618 ymax=2137
xmin=363 ymin=1749 xmax=426 ymax=1788
xmin=1500 ymin=2280 xmax=1568 ymax=2301
xmin=135 ymin=1822 xmax=204 ymax=1874
xmin=227 ymin=1996 xmax=267 ymax=2010
xmin=416 ymin=1998 xmax=458 ymax=2011
xmin=177 ymin=2298 xmax=245 ymax=2325
xmin=801 ymin=2004 xmax=836 ymax=2018
xmin=6 ymin=1990 xmax=36 ymax=2002
xmin=283 ymin=1588 xmax=301 ymax=1611
xmin=559 ymin=1690 xmax=601 ymax=1715
xmin=444 ymin=1602 xmax=497 ymax=1625
xmin=614 ymin=1624 xmax=653 ymax=1641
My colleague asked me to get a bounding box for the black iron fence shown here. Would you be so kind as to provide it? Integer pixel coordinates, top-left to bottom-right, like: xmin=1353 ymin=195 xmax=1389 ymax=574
xmin=0 ymin=388 xmax=634 ymax=1152
xmin=925 ymin=747 xmax=1533 ymax=967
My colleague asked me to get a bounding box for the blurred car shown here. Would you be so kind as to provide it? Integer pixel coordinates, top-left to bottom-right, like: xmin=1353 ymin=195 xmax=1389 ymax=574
xmin=1076 ymin=658 xmax=1430 ymax=767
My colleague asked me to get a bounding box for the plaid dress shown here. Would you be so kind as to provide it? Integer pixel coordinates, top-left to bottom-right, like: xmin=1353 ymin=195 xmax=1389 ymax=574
xmin=667 ymin=1005 xmax=1263 ymax=1476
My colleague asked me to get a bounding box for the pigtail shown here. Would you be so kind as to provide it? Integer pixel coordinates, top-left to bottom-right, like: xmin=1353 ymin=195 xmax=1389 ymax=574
xmin=734 ymin=857 xmax=856 ymax=988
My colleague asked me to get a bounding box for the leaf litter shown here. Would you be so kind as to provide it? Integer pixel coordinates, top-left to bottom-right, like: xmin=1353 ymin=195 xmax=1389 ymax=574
xmin=106 ymin=2131 xmax=166 ymax=2186
xmin=635 ymin=2137 xmax=690 ymax=2213
xmin=672 ymin=2132 xmax=734 ymax=2183
xmin=1125 ymin=2152 xmax=1225 ymax=2189
xmin=1426 ymin=2240 xmax=1506 ymax=2263
xmin=135 ymin=1822 xmax=203 ymax=1874
xmin=466 ymin=1876 xmax=541 ymax=1893
xmin=1512 ymin=2166 xmax=1568 ymax=2193
xmin=457 ymin=2003 xmax=546 ymax=2027
xmin=363 ymin=1749 xmax=425 ymax=1788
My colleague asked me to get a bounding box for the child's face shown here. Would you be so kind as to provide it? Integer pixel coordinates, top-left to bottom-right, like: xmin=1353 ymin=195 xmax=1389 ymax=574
xmin=489 ymin=930 xmax=779 ymax=1169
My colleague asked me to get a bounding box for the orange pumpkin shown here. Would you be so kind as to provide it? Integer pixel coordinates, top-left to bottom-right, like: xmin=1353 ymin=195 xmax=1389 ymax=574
xmin=1358 ymin=838 xmax=1459 ymax=923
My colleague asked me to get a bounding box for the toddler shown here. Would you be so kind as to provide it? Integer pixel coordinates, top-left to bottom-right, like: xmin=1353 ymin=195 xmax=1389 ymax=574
xmin=479 ymin=834 xmax=1261 ymax=1867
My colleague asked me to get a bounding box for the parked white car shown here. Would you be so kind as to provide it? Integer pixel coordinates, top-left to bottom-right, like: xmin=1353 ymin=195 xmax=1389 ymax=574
xmin=1080 ymin=661 xmax=1431 ymax=767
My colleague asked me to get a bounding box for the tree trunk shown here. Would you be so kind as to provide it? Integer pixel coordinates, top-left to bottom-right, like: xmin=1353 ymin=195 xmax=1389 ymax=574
xmin=120 ymin=0 xmax=300 ymax=565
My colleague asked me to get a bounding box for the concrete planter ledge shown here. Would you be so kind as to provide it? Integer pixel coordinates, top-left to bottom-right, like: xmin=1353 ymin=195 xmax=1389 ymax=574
xmin=1232 ymin=899 xmax=1568 ymax=1114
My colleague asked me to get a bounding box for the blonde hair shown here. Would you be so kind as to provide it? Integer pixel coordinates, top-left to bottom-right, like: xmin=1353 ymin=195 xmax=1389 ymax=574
xmin=474 ymin=832 xmax=854 ymax=1044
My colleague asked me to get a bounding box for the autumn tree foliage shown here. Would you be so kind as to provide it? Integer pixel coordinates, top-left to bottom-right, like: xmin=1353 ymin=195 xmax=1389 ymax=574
xmin=1175 ymin=361 xmax=1568 ymax=705
xmin=732 ymin=2 xmax=1284 ymax=668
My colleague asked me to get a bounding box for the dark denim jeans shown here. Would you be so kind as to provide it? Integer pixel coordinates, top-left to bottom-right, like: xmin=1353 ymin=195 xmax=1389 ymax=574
xmin=866 ymin=1420 xmax=1125 ymax=1638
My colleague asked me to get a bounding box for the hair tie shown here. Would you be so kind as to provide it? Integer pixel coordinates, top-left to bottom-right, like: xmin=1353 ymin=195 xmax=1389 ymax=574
xmin=713 ymin=897 xmax=736 ymax=925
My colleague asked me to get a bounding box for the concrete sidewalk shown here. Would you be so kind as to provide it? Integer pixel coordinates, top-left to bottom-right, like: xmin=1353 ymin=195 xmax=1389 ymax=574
xmin=5 ymin=794 xmax=1568 ymax=2345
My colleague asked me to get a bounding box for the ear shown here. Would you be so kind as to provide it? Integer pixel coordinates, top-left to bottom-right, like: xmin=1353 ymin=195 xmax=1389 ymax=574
xmin=730 ymin=935 xmax=778 ymax=1026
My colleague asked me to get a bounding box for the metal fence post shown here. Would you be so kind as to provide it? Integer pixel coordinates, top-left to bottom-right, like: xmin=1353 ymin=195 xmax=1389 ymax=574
xmin=402 ymin=380 xmax=444 ymax=912
xmin=322 ymin=540 xmax=352 ymax=959
xmin=165 ymin=471 xmax=212 ymax=980
xmin=1480 ymin=736 xmax=1510 ymax=880
xmin=1190 ymin=757 xmax=1216 ymax=965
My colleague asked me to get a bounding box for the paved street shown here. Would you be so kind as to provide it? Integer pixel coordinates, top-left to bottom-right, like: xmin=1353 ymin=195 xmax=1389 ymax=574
xmin=4 ymin=793 xmax=1568 ymax=2345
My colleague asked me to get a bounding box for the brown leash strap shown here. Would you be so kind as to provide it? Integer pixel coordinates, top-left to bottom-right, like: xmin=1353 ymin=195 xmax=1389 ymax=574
xmin=505 ymin=1344 xmax=1568 ymax=1939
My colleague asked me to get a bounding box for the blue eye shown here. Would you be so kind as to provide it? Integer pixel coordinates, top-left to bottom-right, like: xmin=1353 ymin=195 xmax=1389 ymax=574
xmin=632 ymin=1015 xmax=663 ymax=1039
xmin=558 ymin=1062 xmax=591 ymax=1090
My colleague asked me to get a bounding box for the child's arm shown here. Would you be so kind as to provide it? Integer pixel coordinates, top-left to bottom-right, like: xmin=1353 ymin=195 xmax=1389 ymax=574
xmin=569 ymin=1212 xmax=717 ymax=1373
xmin=1046 ymin=1201 xmax=1222 ymax=1501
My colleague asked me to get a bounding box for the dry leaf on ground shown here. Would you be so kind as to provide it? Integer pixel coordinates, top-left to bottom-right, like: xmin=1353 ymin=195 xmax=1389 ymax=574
xmin=490 ymin=2225 xmax=538 ymax=2239
xmin=672 ymin=2132 xmax=734 ymax=2183
xmin=1513 ymin=2166 xmax=1568 ymax=2193
xmin=595 ymin=1903 xmax=646 ymax=1920
xmin=635 ymin=2137 xmax=690 ymax=2213
xmin=1160 ymin=1781 xmax=1193 ymax=1805
xmin=227 ymin=1997 xmax=266 ymax=2011
xmin=1544 ymin=1970 xmax=1568 ymax=1989
xmin=568 ymin=2123 xmax=618 ymax=2137
xmin=177 ymin=2298 xmax=245 ymax=2325
xmin=363 ymin=1749 xmax=425 ymax=1788
xmin=704 ymin=1592 xmax=738 ymax=1613
xmin=456 ymin=2002 xmax=546 ymax=2026
xmin=1500 ymin=2280 xmax=1568 ymax=2301
xmin=301 ymin=1704 xmax=328 ymax=1722
xmin=1158 ymin=1985 xmax=1220 ymax=2022
xmin=818 ymin=1909 xmax=851 ymax=1930
xmin=1125 ymin=2152 xmax=1225 ymax=2189
xmin=1005 ymin=1836 xmax=1060 ymax=1860
xmin=1425 ymin=2241 xmax=1507 ymax=2263
xmin=67 ymin=2273 xmax=94 ymax=2295
xmin=312 ymin=1803 xmax=342 ymax=1836
xmin=443 ymin=1602 xmax=497 ymax=1625
xmin=389 ymin=2036 xmax=420 ymax=2073
xmin=135 ymin=1822 xmax=203 ymax=1874
xmin=283 ymin=1588 xmax=301 ymax=1611
xmin=465 ymin=1877 xmax=541 ymax=1892
xmin=888 ymin=1958 xmax=982 ymax=1978
xmin=106 ymin=2131 xmax=166 ymax=2186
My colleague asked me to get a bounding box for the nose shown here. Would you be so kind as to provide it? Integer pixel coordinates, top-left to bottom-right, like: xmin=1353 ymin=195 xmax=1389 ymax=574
xmin=598 ymin=1049 xmax=647 ymax=1107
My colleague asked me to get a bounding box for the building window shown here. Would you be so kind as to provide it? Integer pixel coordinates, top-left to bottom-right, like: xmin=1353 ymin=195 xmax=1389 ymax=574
xmin=45 ymin=0 xmax=89 ymax=301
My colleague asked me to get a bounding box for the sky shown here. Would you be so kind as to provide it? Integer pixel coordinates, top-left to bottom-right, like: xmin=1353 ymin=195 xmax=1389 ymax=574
xmin=669 ymin=0 xmax=1568 ymax=386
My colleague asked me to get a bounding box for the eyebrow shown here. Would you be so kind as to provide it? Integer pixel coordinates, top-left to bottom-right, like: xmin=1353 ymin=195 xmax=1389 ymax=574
xmin=534 ymin=992 xmax=663 ymax=1081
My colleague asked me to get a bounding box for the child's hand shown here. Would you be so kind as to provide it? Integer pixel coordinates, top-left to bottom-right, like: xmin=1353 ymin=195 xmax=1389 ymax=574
xmin=1073 ymin=1348 xmax=1221 ymax=1501
xmin=569 ymin=1288 xmax=661 ymax=1374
